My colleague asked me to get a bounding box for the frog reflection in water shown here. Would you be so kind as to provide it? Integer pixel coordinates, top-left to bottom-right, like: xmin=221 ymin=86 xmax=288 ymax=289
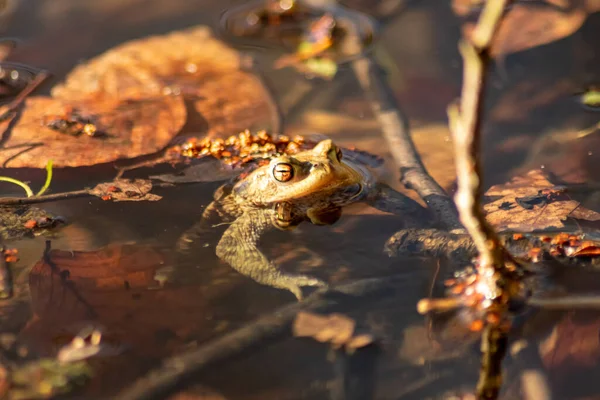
xmin=182 ymin=139 xmax=431 ymax=299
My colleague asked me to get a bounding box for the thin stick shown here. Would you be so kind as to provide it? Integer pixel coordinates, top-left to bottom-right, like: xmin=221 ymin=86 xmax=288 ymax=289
xmin=114 ymin=273 xmax=412 ymax=400
xmin=347 ymin=41 xmax=461 ymax=231
xmin=448 ymin=1 xmax=511 ymax=271
xmin=0 ymin=189 xmax=91 ymax=205
xmin=477 ymin=324 xmax=508 ymax=399
xmin=447 ymin=1 xmax=516 ymax=398
xmin=528 ymin=295 xmax=600 ymax=309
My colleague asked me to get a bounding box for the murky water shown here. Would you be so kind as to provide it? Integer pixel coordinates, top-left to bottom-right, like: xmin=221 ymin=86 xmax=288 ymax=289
xmin=1 ymin=1 xmax=600 ymax=399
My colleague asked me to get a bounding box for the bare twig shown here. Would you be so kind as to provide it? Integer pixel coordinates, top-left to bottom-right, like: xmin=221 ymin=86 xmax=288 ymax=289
xmin=0 ymin=181 xmax=181 ymax=206
xmin=445 ymin=1 xmax=525 ymax=398
xmin=345 ymin=29 xmax=461 ymax=231
xmin=114 ymin=273 xmax=412 ymax=400
xmin=0 ymin=189 xmax=92 ymax=205
xmin=477 ymin=324 xmax=508 ymax=399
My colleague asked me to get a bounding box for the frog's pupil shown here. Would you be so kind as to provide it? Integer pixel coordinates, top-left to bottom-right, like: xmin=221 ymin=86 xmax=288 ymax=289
xmin=274 ymin=163 xmax=293 ymax=182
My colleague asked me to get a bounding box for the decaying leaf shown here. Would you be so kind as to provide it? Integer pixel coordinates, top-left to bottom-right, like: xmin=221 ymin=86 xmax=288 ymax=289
xmin=0 ymin=95 xmax=186 ymax=168
xmin=0 ymin=206 xmax=66 ymax=241
xmin=458 ymin=1 xmax=600 ymax=57
xmin=51 ymin=25 xmax=273 ymax=138
xmin=89 ymin=179 xmax=162 ymax=202
xmin=483 ymin=169 xmax=600 ymax=231
xmin=539 ymin=314 xmax=600 ymax=372
xmin=293 ymin=311 xmax=375 ymax=351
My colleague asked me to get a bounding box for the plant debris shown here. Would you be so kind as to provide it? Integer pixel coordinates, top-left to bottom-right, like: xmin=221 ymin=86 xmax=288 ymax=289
xmin=483 ymin=169 xmax=600 ymax=232
xmin=293 ymin=311 xmax=375 ymax=351
xmin=274 ymin=13 xmax=339 ymax=79
xmin=0 ymin=206 xmax=66 ymax=240
xmin=89 ymin=179 xmax=162 ymax=202
xmin=168 ymin=129 xmax=314 ymax=168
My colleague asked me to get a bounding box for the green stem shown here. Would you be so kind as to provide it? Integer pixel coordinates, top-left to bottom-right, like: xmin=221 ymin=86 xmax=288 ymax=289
xmin=0 ymin=177 xmax=34 ymax=197
xmin=36 ymin=160 xmax=53 ymax=196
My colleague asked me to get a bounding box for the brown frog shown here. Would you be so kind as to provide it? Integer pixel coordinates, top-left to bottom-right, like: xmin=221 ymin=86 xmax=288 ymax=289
xmin=179 ymin=139 xmax=431 ymax=299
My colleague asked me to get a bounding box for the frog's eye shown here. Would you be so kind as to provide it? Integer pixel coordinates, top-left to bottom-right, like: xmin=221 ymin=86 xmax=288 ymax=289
xmin=273 ymin=162 xmax=294 ymax=182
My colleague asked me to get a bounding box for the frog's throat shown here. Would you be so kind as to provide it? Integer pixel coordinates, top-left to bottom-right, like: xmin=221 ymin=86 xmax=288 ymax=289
xmin=268 ymin=161 xmax=365 ymax=202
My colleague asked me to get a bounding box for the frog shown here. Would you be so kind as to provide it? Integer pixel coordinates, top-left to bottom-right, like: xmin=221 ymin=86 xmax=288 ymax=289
xmin=178 ymin=139 xmax=432 ymax=300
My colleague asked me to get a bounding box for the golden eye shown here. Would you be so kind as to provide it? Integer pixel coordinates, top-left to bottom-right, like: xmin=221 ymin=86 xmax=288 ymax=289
xmin=335 ymin=147 xmax=343 ymax=161
xmin=273 ymin=162 xmax=294 ymax=182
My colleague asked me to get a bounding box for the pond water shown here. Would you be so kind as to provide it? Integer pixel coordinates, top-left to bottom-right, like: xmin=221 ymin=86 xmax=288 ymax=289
xmin=1 ymin=0 xmax=600 ymax=399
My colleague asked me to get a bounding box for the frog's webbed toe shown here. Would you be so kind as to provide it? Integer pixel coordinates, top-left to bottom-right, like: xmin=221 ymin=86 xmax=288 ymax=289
xmin=215 ymin=209 xmax=327 ymax=300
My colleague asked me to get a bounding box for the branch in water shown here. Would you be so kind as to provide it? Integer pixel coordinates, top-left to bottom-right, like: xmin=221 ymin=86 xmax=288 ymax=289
xmin=114 ymin=273 xmax=413 ymax=400
xmin=336 ymin=11 xmax=461 ymax=231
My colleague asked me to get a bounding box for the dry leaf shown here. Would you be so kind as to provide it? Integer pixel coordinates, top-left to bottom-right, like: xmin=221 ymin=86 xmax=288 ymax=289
xmin=484 ymin=169 xmax=579 ymax=231
xmin=293 ymin=311 xmax=374 ymax=350
xmin=0 ymin=95 xmax=186 ymax=168
xmin=51 ymin=25 xmax=273 ymax=139
xmin=89 ymin=179 xmax=162 ymax=202
xmin=459 ymin=1 xmax=600 ymax=57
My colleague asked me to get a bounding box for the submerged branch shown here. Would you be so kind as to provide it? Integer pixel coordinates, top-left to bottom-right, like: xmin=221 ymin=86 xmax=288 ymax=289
xmin=351 ymin=55 xmax=462 ymax=231
xmin=114 ymin=273 xmax=412 ymax=400
xmin=0 ymin=189 xmax=91 ymax=205
xmin=335 ymin=11 xmax=460 ymax=231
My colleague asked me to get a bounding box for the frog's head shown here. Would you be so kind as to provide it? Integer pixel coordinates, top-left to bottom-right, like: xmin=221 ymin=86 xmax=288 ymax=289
xmin=234 ymin=139 xmax=363 ymax=204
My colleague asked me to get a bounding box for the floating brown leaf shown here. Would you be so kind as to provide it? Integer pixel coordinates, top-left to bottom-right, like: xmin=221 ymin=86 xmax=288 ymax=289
xmin=51 ymin=25 xmax=273 ymax=138
xmin=89 ymin=179 xmax=162 ymax=202
xmin=0 ymin=95 xmax=186 ymax=168
xmin=293 ymin=311 xmax=374 ymax=350
xmin=458 ymin=1 xmax=600 ymax=57
xmin=483 ymin=169 xmax=600 ymax=231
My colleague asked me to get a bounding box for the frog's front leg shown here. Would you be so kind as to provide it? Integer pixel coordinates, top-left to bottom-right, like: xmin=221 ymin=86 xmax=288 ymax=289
xmin=366 ymin=182 xmax=433 ymax=227
xmin=215 ymin=209 xmax=327 ymax=300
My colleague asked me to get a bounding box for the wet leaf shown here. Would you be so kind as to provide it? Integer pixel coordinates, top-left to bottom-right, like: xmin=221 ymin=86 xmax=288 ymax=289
xmin=89 ymin=179 xmax=162 ymax=202
xmin=0 ymin=95 xmax=186 ymax=168
xmin=569 ymin=205 xmax=600 ymax=222
xmin=0 ymin=206 xmax=65 ymax=240
xmin=539 ymin=314 xmax=600 ymax=371
xmin=51 ymin=25 xmax=273 ymax=138
xmin=459 ymin=1 xmax=600 ymax=57
xmin=483 ymin=169 xmax=600 ymax=231
xmin=293 ymin=311 xmax=375 ymax=350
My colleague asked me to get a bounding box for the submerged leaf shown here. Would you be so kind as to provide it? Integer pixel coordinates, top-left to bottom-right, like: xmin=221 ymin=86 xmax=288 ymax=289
xmin=293 ymin=311 xmax=375 ymax=350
